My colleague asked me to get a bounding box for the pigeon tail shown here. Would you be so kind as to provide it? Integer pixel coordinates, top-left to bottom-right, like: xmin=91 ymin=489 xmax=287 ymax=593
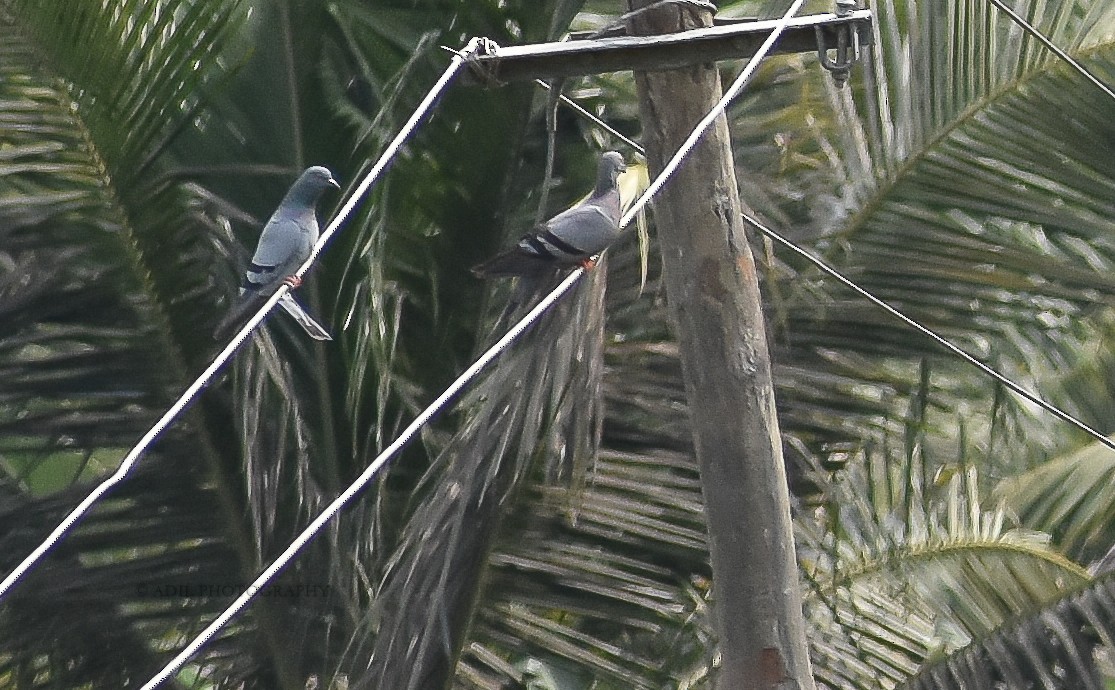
xmin=278 ymin=293 xmax=333 ymax=341
xmin=213 ymin=288 xmax=332 ymax=342
xmin=471 ymin=249 xmax=557 ymax=278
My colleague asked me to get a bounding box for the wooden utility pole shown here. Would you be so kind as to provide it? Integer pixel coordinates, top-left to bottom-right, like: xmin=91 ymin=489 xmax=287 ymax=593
xmin=625 ymin=2 xmax=816 ymax=689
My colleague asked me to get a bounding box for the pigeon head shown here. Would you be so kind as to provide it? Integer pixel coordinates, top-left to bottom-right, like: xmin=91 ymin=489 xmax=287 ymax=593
xmin=595 ymin=151 xmax=627 ymax=193
xmin=286 ymin=165 xmax=341 ymax=205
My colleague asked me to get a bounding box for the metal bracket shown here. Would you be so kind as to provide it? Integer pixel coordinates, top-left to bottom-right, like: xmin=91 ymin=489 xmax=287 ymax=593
xmin=816 ymin=1 xmax=861 ymax=86
xmin=461 ymin=10 xmax=874 ymax=85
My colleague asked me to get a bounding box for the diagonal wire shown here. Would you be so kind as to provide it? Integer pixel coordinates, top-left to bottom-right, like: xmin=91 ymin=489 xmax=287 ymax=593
xmin=533 ymin=79 xmax=643 ymax=152
xmin=620 ymin=0 xmax=808 ymax=227
xmin=752 ymin=219 xmax=1115 ymax=452
xmin=539 ymin=18 xmax=1115 ymax=451
xmin=985 ymin=0 xmax=1115 ymax=103
xmin=0 ymin=37 xmax=493 ymax=605
xmin=564 ymin=134 xmax=1115 ymax=453
xmin=138 ymin=266 xmax=583 ymax=690
xmin=139 ymin=3 xmax=810 ymax=686
xmin=141 ymin=0 xmax=1115 ymax=682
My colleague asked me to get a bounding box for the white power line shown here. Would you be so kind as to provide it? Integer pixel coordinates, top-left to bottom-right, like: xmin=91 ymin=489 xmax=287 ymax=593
xmin=138 ymin=3 xmax=810 ymax=685
xmin=140 ymin=268 xmax=584 ymax=689
xmin=751 ymin=218 xmax=1115 ymax=452
xmin=551 ymin=7 xmax=1115 ymax=452
xmin=553 ymin=83 xmax=1115 ymax=452
xmin=0 ymin=37 xmax=495 ymax=605
xmin=620 ymin=0 xmax=808 ymax=228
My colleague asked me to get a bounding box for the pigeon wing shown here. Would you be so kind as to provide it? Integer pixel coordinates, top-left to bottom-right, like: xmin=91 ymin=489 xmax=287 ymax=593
xmin=470 ymin=151 xmax=624 ymax=278
xmin=470 ymin=246 xmax=556 ymax=278
xmin=544 ymin=198 xmax=620 ymax=258
xmin=470 ymin=201 xmax=618 ymax=278
xmin=245 ymin=213 xmax=314 ymax=290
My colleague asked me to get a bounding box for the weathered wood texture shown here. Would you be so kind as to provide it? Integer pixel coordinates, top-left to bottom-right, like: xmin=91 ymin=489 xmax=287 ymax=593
xmin=462 ymin=10 xmax=872 ymax=83
xmin=625 ymin=2 xmax=815 ymax=689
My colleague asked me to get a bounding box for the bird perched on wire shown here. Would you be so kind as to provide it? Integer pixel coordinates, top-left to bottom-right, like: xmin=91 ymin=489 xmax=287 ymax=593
xmin=471 ymin=151 xmax=627 ymax=278
xmin=214 ymin=165 xmax=340 ymax=341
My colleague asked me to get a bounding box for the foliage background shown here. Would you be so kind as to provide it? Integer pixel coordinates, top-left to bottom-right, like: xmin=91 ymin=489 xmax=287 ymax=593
xmin=4 ymin=0 xmax=1115 ymax=688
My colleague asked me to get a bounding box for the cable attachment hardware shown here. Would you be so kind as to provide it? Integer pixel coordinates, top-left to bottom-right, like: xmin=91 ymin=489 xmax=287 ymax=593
xmin=475 ymin=36 xmax=501 ymax=56
xmin=448 ymin=37 xmax=504 ymax=87
xmin=816 ymin=1 xmax=860 ymax=87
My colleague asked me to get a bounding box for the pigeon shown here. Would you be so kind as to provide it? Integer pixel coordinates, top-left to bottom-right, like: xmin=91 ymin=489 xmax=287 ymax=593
xmin=214 ymin=165 xmax=340 ymax=341
xmin=471 ymin=151 xmax=627 ymax=278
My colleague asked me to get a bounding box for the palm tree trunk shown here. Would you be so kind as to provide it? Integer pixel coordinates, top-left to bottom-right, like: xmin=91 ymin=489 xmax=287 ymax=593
xmin=625 ymin=2 xmax=815 ymax=688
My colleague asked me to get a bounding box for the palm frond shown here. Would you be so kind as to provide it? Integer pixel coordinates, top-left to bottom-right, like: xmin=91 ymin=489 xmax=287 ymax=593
xmin=897 ymin=573 xmax=1115 ymax=690
xmin=996 ymin=434 xmax=1115 ymax=565
xmin=802 ymin=449 xmax=1092 ymax=689
xmin=727 ymin=0 xmax=1115 ymax=447
xmin=461 ymin=448 xmax=713 ymax=689
xmin=0 ymin=1 xmax=277 ymax=686
xmin=355 ymin=261 xmax=608 ymax=689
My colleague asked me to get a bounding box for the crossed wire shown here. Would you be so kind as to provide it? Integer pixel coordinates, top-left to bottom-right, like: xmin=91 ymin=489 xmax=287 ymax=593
xmin=0 ymin=38 xmax=492 ymax=602
xmin=4 ymin=0 xmax=1115 ymax=686
xmin=138 ymin=1 xmax=1115 ymax=683
xmin=134 ymin=2 xmax=812 ymax=686
xmin=535 ymin=3 xmax=1115 ymax=449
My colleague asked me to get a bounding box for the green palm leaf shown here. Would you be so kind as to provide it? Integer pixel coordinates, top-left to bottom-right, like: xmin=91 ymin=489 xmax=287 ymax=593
xmin=996 ymin=434 xmax=1115 ymax=563
xmin=0 ymin=1 xmax=269 ymax=686
xmin=802 ymin=442 xmax=1091 ymax=689
xmin=897 ymin=572 xmax=1115 ymax=690
xmin=9 ymin=0 xmax=1115 ymax=688
xmin=731 ymin=0 xmax=1115 ymax=459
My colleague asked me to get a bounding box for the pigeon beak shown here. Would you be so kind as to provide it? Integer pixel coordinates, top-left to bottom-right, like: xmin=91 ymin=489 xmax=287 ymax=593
xmin=328 ymin=177 xmax=341 ymax=190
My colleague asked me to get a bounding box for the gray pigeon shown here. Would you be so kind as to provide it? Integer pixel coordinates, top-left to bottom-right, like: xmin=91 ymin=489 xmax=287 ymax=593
xmin=215 ymin=165 xmax=340 ymax=341
xmin=471 ymin=151 xmax=626 ymax=277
